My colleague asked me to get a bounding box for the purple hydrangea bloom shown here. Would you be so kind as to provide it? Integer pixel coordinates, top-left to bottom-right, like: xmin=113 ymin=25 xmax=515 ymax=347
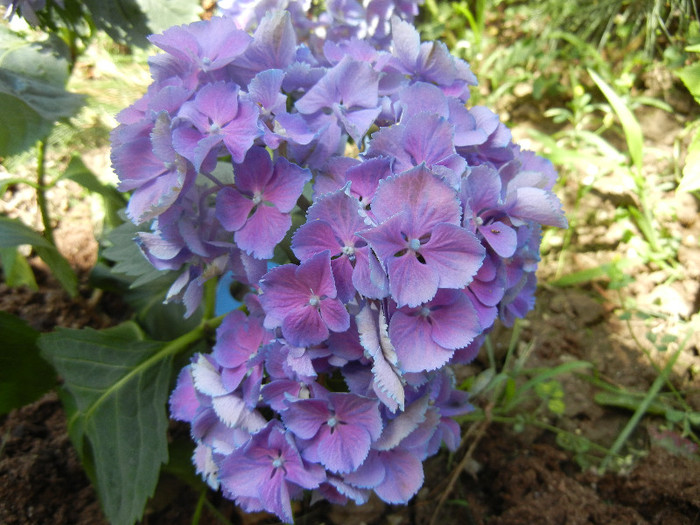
xmin=260 ymin=251 xmax=350 ymax=347
xmin=114 ymin=8 xmax=571 ymax=521
xmin=388 ymin=289 xmax=481 ymax=373
xmin=172 ymin=81 xmax=261 ymax=171
xmin=219 ymin=421 xmax=326 ymax=523
xmin=283 ymin=392 xmax=382 ymax=473
xmin=216 ymin=146 xmax=311 ymax=259
xmin=360 ymin=165 xmax=485 ymax=307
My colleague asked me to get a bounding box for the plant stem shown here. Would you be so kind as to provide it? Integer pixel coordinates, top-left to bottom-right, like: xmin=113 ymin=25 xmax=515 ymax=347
xmin=599 ymin=344 xmax=683 ymax=472
xmin=36 ymin=139 xmax=55 ymax=245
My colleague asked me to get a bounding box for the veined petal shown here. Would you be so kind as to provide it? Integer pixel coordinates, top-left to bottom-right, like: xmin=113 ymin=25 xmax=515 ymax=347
xmin=216 ymin=186 xmax=254 ymax=232
xmin=235 ymin=204 xmax=291 ymax=259
xmin=420 ymin=223 xmax=485 ymax=290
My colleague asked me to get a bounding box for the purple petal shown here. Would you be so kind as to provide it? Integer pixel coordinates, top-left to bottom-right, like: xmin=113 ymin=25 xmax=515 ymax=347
xmin=508 ymin=187 xmax=568 ymax=228
xmin=220 ymin=99 xmax=262 ymax=163
xmin=479 ymin=220 xmax=517 ymax=258
xmin=235 ymin=204 xmax=291 ymax=259
xmin=428 ymin=290 xmax=481 ymax=349
xmin=373 ymin=448 xmax=424 ymax=504
xmin=343 ymin=450 xmax=386 ymax=488
xmin=389 ymin=311 xmax=453 ymax=372
xmin=283 ymin=398 xmax=329 ymax=440
xmin=216 ymin=186 xmax=254 ymax=232
xmin=319 ymin=298 xmax=351 ymax=333
xmin=282 ymin=304 xmax=328 ymax=347
xmin=292 ymin=220 xmax=342 ymax=261
xmin=386 ymin=252 xmax=439 ymax=308
xmin=169 ymin=366 xmax=198 ymax=421
xmin=371 ymin=164 xmax=461 ymax=226
xmin=263 ymin=156 xmax=311 ymax=212
xmin=420 ymin=223 xmax=485 ymax=289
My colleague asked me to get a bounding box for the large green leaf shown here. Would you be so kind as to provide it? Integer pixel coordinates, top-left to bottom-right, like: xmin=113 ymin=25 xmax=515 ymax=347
xmin=0 ymin=311 xmax=56 ymax=415
xmin=83 ymin=0 xmax=202 ymax=47
xmin=0 ymin=216 xmax=78 ymax=296
xmin=0 ymin=247 xmax=38 ymax=290
xmin=676 ymin=62 xmax=700 ymax=103
xmin=58 ymin=156 xmax=126 ymax=227
xmin=0 ymin=27 xmax=85 ymax=156
xmin=39 ymin=322 xmax=173 ymax=525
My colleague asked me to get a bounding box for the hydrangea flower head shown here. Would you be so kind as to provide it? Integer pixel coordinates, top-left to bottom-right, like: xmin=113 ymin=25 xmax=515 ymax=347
xmin=112 ymin=7 xmax=568 ymax=522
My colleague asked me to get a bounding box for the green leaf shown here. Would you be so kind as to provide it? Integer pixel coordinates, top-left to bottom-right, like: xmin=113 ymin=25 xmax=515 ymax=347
xmin=102 ymin=217 xmax=171 ymax=288
xmin=0 ymin=27 xmax=85 ymax=156
xmin=588 ymin=68 xmax=644 ymax=173
xmin=0 ymin=311 xmax=56 ymax=415
xmin=676 ymin=62 xmax=700 ymax=103
xmin=83 ymin=0 xmax=202 ymax=47
xmin=678 ymin=128 xmax=700 ymax=193
xmin=0 ymin=246 xmax=38 ymax=290
xmin=99 ymin=219 xmax=202 ymax=340
xmin=58 ymin=156 xmax=126 ymax=226
xmin=59 ymin=156 xmax=126 ymax=206
xmin=0 ymin=216 xmax=78 ymax=297
xmin=39 ymin=322 xmax=174 ymax=525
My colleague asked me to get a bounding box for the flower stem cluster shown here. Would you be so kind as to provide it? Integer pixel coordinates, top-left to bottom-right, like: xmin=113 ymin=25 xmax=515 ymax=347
xmin=112 ymin=7 xmax=567 ymax=523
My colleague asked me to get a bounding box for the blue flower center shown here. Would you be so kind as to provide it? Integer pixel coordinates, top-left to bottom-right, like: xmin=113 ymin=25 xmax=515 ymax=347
xmin=341 ymin=244 xmax=355 ymax=256
xmin=272 ymin=457 xmax=284 ymax=469
xmin=252 ymin=192 xmax=263 ymax=205
xmin=409 ymin=238 xmax=421 ymax=251
xmin=309 ymin=295 xmax=320 ymax=307
xmin=327 ymin=416 xmax=338 ymax=428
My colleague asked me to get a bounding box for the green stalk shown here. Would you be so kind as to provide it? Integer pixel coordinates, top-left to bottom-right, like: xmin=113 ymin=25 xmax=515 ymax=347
xmin=36 ymin=139 xmax=55 ymax=245
xmin=599 ymin=345 xmax=683 ymax=472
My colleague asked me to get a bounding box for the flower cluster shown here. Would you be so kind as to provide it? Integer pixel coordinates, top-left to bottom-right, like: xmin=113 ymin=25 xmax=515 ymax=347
xmin=216 ymin=0 xmax=424 ymax=51
xmin=111 ymin=9 xmax=566 ymax=523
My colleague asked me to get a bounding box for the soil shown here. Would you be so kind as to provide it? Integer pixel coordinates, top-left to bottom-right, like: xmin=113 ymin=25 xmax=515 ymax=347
xmin=2 ymin=25 xmax=700 ymax=525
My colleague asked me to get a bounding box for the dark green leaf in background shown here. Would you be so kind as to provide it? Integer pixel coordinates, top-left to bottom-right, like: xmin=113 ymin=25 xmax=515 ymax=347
xmin=0 ymin=246 xmax=39 ymax=290
xmin=0 ymin=26 xmax=85 ymax=156
xmin=0 ymin=216 xmax=78 ymax=296
xmin=82 ymin=0 xmax=202 ymax=47
xmin=59 ymin=156 xmax=126 ymax=227
xmin=39 ymin=322 xmax=172 ymax=525
xmin=0 ymin=311 xmax=56 ymax=415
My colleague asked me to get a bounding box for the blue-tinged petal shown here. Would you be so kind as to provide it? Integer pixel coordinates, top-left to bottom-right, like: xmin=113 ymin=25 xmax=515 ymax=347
xmin=420 ymin=222 xmax=485 ymax=290
xmin=479 ymin=220 xmax=517 ymax=258
xmin=283 ymin=398 xmax=329 ymax=440
xmin=215 ymin=187 xmax=254 ymax=232
xmin=235 ymin=204 xmax=291 ymax=259
xmin=508 ymin=187 xmax=568 ymax=228
xmin=389 ymin=311 xmax=453 ymax=372
xmin=373 ymin=448 xmax=424 ymax=504
xmin=386 ymin=253 xmax=439 ymax=308
xmin=169 ymin=365 xmax=198 ymax=422
xmin=343 ymin=450 xmax=386 ymax=488
xmin=371 ymin=164 xmax=461 ymax=226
